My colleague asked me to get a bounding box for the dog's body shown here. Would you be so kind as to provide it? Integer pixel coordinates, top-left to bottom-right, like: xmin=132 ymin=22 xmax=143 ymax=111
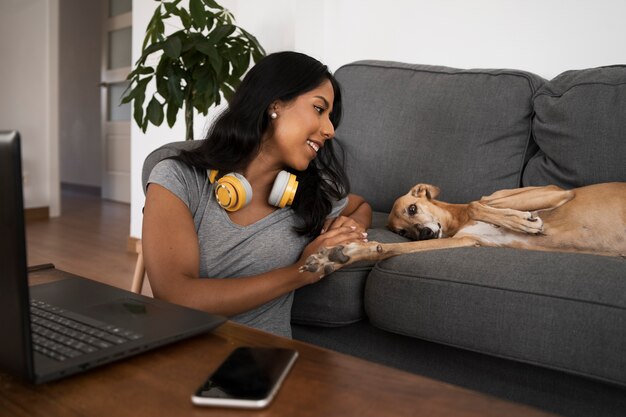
xmin=302 ymin=182 xmax=626 ymax=276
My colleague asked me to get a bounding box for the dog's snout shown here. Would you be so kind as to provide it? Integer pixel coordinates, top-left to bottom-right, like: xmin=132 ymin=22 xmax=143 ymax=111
xmin=418 ymin=227 xmax=437 ymax=240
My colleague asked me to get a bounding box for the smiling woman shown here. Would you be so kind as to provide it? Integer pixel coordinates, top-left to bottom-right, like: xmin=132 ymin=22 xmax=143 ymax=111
xmin=141 ymin=51 xmax=372 ymax=338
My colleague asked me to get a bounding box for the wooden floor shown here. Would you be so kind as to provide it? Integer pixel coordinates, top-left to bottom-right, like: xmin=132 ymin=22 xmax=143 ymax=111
xmin=26 ymin=189 xmax=152 ymax=295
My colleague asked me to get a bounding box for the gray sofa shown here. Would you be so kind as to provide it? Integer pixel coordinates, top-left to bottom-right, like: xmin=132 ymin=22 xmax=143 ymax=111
xmin=290 ymin=61 xmax=626 ymax=417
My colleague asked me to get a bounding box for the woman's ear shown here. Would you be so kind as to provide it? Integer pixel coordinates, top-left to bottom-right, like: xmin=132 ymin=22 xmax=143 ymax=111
xmin=269 ymin=101 xmax=282 ymax=117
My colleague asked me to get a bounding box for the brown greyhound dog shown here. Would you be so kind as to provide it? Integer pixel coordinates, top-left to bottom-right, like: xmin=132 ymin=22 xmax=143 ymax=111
xmin=301 ymin=182 xmax=626 ymax=276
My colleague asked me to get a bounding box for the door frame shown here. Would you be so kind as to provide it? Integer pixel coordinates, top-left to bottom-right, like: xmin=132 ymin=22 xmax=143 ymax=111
xmin=100 ymin=2 xmax=132 ymax=202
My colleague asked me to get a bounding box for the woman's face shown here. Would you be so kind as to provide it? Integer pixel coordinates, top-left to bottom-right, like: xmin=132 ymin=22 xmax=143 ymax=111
xmin=264 ymin=79 xmax=336 ymax=171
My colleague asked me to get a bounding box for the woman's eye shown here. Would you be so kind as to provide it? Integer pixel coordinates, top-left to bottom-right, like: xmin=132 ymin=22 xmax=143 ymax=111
xmin=408 ymin=204 xmax=417 ymax=216
xmin=314 ymin=105 xmax=324 ymax=114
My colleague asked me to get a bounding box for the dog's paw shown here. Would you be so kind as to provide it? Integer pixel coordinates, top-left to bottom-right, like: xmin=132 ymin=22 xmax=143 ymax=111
xmin=502 ymin=211 xmax=544 ymax=234
xmin=523 ymin=213 xmax=544 ymax=234
xmin=299 ymin=245 xmax=350 ymax=276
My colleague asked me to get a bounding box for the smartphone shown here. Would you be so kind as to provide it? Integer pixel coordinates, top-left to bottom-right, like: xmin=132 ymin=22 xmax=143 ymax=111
xmin=191 ymin=346 xmax=298 ymax=409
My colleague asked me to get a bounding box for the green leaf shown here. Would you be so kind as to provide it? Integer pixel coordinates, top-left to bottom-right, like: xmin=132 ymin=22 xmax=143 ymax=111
xmin=163 ymin=0 xmax=183 ymax=16
xmin=137 ymin=41 xmax=165 ymax=64
xmin=163 ymin=36 xmax=182 ymax=59
xmin=146 ymin=96 xmax=164 ymax=126
xmin=181 ymin=36 xmax=196 ymax=53
xmin=189 ymin=0 xmax=206 ymax=28
xmin=208 ymin=24 xmax=236 ymax=44
xmin=156 ymin=75 xmax=169 ymax=100
xmin=127 ymin=66 xmax=154 ymax=79
xmin=251 ymin=47 xmax=264 ymax=63
xmin=141 ymin=116 xmax=149 ymax=132
xmin=205 ymin=15 xmax=215 ymax=32
xmin=234 ymin=52 xmax=250 ymax=78
xmin=167 ymin=72 xmax=185 ymax=107
xmin=142 ymin=5 xmax=164 ymax=50
xmin=221 ymin=82 xmax=236 ymax=102
xmin=182 ymin=50 xmax=204 ymax=68
xmin=166 ymin=102 xmax=179 ymax=128
xmin=196 ymin=40 xmax=222 ymax=73
xmin=130 ymin=77 xmax=151 ymax=108
xmin=163 ymin=3 xmax=177 ymax=15
xmin=193 ymin=67 xmax=211 ymax=97
xmin=120 ymin=87 xmax=135 ymax=104
xmin=133 ymin=98 xmax=144 ymax=131
xmin=202 ymin=0 xmax=223 ymax=10
xmin=179 ymin=8 xmax=192 ymax=29
xmin=241 ymin=28 xmax=265 ymax=54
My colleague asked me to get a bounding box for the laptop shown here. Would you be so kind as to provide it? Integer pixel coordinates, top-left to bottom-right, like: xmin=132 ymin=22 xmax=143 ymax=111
xmin=0 ymin=130 xmax=226 ymax=384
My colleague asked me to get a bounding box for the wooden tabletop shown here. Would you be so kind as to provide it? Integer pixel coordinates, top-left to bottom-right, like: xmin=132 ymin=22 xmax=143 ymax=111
xmin=0 ymin=270 xmax=559 ymax=417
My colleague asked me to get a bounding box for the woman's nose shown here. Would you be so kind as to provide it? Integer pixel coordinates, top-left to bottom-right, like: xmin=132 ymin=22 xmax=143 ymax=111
xmin=321 ymin=117 xmax=335 ymax=139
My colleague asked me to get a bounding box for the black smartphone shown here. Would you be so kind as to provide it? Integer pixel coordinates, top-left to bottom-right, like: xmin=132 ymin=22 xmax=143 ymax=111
xmin=191 ymin=346 xmax=298 ymax=409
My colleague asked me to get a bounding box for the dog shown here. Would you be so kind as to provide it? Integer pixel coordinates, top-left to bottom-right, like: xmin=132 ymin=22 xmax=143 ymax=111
xmin=301 ymin=182 xmax=626 ymax=276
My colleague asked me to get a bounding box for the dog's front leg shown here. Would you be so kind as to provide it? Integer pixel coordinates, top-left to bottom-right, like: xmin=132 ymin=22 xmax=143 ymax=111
xmin=300 ymin=237 xmax=480 ymax=277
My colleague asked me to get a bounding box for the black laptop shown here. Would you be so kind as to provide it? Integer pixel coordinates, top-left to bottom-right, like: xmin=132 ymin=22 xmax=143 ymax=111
xmin=0 ymin=130 xmax=226 ymax=383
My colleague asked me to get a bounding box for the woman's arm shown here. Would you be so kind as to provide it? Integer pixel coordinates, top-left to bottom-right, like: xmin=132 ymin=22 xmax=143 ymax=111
xmin=142 ymin=184 xmax=364 ymax=317
xmin=322 ymin=193 xmax=372 ymax=235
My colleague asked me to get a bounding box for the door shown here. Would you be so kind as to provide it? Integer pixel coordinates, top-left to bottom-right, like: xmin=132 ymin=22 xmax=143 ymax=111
xmin=101 ymin=0 xmax=132 ymax=203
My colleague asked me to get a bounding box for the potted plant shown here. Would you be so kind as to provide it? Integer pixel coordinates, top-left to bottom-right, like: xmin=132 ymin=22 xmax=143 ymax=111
xmin=122 ymin=0 xmax=265 ymax=140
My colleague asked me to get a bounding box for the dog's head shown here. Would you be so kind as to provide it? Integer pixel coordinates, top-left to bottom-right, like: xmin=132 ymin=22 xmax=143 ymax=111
xmin=387 ymin=183 xmax=445 ymax=241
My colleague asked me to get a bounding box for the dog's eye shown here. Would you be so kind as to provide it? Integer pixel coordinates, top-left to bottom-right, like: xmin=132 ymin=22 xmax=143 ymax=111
xmin=407 ymin=204 xmax=417 ymax=216
xmin=397 ymin=229 xmax=407 ymax=237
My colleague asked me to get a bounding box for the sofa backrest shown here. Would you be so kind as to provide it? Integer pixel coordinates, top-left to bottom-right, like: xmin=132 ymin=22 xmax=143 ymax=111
xmin=141 ymin=140 xmax=201 ymax=194
xmin=524 ymin=65 xmax=626 ymax=188
xmin=333 ymin=60 xmax=545 ymax=212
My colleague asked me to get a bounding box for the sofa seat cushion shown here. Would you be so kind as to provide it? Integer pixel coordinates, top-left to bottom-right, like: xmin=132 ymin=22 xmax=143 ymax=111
xmin=291 ymin=212 xmax=407 ymax=326
xmin=365 ymin=247 xmax=626 ymax=386
xmin=524 ymin=65 xmax=626 ymax=187
xmin=334 ymin=61 xmax=545 ymax=210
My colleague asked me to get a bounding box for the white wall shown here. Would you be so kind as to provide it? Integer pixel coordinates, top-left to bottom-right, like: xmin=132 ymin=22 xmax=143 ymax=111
xmin=0 ymin=0 xmax=59 ymax=214
xmin=130 ymin=0 xmax=626 ymax=238
xmin=313 ymin=0 xmax=626 ymax=79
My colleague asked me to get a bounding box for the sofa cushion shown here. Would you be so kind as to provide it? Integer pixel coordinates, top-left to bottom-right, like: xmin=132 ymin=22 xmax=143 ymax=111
xmin=334 ymin=61 xmax=545 ymax=211
xmin=524 ymin=65 xmax=626 ymax=187
xmin=365 ymin=247 xmax=626 ymax=386
xmin=291 ymin=214 xmax=407 ymax=327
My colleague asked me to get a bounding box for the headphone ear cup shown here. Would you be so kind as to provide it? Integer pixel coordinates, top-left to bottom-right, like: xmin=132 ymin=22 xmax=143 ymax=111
xmin=268 ymin=171 xmax=298 ymax=208
xmin=214 ymin=173 xmax=252 ymax=211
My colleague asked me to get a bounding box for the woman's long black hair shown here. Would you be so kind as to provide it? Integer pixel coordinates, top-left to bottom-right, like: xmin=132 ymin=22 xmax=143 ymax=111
xmin=176 ymin=51 xmax=349 ymax=236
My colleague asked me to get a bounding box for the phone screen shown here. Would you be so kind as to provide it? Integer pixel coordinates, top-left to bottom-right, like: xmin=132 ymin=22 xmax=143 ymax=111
xmin=191 ymin=347 xmax=298 ymax=409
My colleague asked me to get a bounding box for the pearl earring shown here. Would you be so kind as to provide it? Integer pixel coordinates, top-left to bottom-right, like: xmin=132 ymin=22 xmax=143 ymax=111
xmin=270 ymin=112 xmax=278 ymax=119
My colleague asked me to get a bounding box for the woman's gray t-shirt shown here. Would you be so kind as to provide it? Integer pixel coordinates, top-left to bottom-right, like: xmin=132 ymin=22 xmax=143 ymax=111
xmin=148 ymin=159 xmax=347 ymax=338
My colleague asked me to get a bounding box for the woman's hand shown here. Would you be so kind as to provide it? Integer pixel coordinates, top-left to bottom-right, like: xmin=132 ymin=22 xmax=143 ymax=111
xmin=321 ymin=215 xmax=368 ymax=235
xmin=297 ymin=193 xmax=372 ymax=282
xmin=297 ymin=223 xmax=368 ymax=283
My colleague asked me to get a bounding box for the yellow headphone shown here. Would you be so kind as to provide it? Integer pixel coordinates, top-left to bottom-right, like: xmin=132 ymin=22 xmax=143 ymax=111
xmin=208 ymin=169 xmax=298 ymax=212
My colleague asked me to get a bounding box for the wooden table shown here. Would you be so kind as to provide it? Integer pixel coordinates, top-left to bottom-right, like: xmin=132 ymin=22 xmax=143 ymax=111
xmin=0 ymin=270 xmax=559 ymax=417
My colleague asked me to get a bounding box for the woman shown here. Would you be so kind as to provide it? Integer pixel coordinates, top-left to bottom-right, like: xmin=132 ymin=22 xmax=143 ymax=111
xmin=142 ymin=51 xmax=371 ymax=337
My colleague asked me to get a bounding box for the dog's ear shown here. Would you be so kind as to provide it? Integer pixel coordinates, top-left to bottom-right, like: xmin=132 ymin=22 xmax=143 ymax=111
xmin=410 ymin=183 xmax=440 ymax=200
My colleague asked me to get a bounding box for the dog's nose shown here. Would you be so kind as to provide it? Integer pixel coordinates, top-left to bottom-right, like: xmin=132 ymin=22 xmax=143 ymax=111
xmin=419 ymin=227 xmax=437 ymax=240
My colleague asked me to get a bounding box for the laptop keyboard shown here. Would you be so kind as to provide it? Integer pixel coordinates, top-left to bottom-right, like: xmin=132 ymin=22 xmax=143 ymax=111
xmin=30 ymin=299 xmax=143 ymax=362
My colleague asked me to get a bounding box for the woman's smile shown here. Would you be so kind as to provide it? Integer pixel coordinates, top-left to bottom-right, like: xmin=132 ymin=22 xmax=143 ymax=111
xmin=307 ymin=139 xmax=321 ymax=155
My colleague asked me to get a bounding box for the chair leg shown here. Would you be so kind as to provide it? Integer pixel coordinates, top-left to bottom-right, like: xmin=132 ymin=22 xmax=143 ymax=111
xmin=131 ymin=249 xmax=146 ymax=294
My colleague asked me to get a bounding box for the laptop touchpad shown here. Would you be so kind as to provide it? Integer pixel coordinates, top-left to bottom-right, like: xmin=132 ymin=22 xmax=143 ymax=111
xmin=85 ymin=298 xmax=163 ymax=319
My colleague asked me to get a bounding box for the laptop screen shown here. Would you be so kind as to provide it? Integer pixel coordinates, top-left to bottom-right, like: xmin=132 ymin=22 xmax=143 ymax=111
xmin=0 ymin=131 xmax=35 ymax=380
